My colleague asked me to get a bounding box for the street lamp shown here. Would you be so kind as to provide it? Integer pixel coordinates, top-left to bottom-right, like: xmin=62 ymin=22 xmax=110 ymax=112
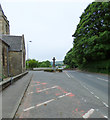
xmin=27 ymin=41 xmax=32 ymax=70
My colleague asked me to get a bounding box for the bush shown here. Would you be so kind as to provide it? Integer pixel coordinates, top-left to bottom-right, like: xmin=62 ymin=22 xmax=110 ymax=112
xmin=64 ymin=65 xmax=70 ymax=69
xmin=44 ymin=69 xmax=54 ymax=72
xmin=56 ymin=69 xmax=62 ymax=72
xmin=44 ymin=69 xmax=62 ymax=72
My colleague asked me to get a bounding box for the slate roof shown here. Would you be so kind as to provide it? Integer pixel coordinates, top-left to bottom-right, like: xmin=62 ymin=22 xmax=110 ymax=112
xmin=0 ymin=38 xmax=10 ymax=47
xmin=2 ymin=35 xmax=23 ymax=51
xmin=0 ymin=35 xmax=9 ymax=46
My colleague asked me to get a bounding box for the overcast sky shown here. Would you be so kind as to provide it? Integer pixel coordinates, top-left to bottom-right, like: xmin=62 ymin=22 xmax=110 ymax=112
xmin=1 ymin=0 xmax=94 ymax=61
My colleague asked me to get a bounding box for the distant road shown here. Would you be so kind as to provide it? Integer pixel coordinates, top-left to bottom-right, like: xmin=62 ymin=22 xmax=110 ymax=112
xmin=33 ymin=67 xmax=52 ymax=71
xmin=14 ymin=70 xmax=108 ymax=119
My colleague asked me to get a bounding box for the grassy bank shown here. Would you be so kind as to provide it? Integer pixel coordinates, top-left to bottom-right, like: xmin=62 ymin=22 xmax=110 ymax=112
xmin=79 ymin=60 xmax=110 ymax=75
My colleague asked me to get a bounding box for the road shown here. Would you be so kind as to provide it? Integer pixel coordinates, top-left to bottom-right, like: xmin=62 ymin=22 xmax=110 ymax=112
xmin=14 ymin=70 xmax=109 ymax=119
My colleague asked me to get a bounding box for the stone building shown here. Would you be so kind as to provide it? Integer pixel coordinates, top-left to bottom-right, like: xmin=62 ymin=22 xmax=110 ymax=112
xmin=0 ymin=39 xmax=3 ymax=80
xmin=0 ymin=38 xmax=9 ymax=78
xmin=0 ymin=4 xmax=10 ymax=35
xmin=0 ymin=4 xmax=26 ymax=79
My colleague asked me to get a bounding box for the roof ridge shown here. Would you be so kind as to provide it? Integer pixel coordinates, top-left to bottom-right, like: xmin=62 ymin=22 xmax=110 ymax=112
xmin=2 ymin=34 xmax=22 ymax=37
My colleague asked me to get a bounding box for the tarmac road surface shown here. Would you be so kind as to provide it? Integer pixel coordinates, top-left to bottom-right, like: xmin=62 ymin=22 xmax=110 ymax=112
xmin=15 ymin=71 xmax=109 ymax=119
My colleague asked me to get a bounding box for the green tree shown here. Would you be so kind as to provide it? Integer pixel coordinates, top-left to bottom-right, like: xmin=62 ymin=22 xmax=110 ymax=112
xmin=45 ymin=60 xmax=51 ymax=67
xmin=40 ymin=62 xmax=47 ymax=67
xmin=64 ymin=2 xmax=110 ymax=73
xmin=39 ymin=60 xmax=51 ymax=67
xmin=73 ymin=2 xmax=110 ymax=66
xmin=26 ymin=59 xmax=39 ymax=69
xmin=26 ymin=59 xmax=52 ymax=69
xmin=63 ymin=48 xmax=78 ymax=68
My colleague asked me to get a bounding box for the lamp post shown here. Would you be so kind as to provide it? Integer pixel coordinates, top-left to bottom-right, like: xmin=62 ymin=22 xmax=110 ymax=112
xmin=27 ymin=41 xmax=32 ymax=69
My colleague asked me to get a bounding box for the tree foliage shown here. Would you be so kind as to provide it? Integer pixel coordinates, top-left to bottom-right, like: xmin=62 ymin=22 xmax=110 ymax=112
xmin=39 ymin=60 xmax=51 ymax=67
xmin=64 ymin=2 xmax=110 ymax=72
xmin=63 ymin=48 xmax=78 ymax=68
xmin=26 ymin=59 xmax=51 ymax=69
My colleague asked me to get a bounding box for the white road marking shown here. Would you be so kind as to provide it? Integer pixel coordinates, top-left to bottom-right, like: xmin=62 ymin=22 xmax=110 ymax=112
xmin=28 ymin=92 xmax=34 ymax=95
xmin=23 ymin=93 xmax=71 ymax=112
xmin=82 ymin=85 xmax=86 ymax=88
xmin=82 ymin=109 xmax=94 ymax=118
xmin=58 ymin=93 xmax=71 ymax=98
xmin=31 ymin=84 xmax=41 ymax=87
xmin=103 ymin=102 xmax=109 ymax=107
xmin=36 ymin=99 xmax=54 ymax=107
xmin=80 ymin=83 xmax=109 ymax=109
xmin=37 ymin=86 xmax=58 ymax=92
xmin=90 ymin=92 xmax=94 ymax=95
xmin=84 ymin=99 xmax=86 ymax=102
xmin=65 ymin=72 xmax=71 ymax=78
xmin=94 ymin=95 xmax=99 ymax=99
xmin=37 ymin=93 xmax=71 ymax=107
xmin=28 ymin=86 xmax=58 ymax=95
xmin=82 ymin=84 xmax=89 ymax=90
xmin=71 ymin=75 xmax=75 ymax=79
xmin=97 ymin=77 xmax=108 ymax=82
xmin=86 ymin=87 xmax=89 ymax=90
xmin=66 ymin=73 xmax=71 ymax=78
xmin=104 ymin=116 xmax=108 ymax=118
xmin=24 ymin=106 xmax=35 ymax=112
xmin=65 ymin=72 xmax=109 ymax=113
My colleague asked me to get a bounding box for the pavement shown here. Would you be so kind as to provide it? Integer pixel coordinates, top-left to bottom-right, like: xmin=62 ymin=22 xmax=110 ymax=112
xmin=0 ymin=71 xmax=28 ymax=91
xmin=14 ymin=71 xmax=109 ymax=119
xmin=1 ymin=72 xmax=32 ymax=118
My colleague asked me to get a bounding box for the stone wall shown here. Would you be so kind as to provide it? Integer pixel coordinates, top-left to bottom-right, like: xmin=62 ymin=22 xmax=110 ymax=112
xmin=0 ymin=10 xmax=10 ymax=35
xmin=0 ymin=39 xmax=2 ymax=80
xmin=2 ymin=41 xmax=9 ymax=77
xmin=22 ymin=50 xmax=25 ymax=73
xmin=0 ymin=21 xmax=2 ymax=34
xmin=21 ymin=35 xmax=26 ymax=72
xmin=9 ymin=51 xmax=22 ymax=76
